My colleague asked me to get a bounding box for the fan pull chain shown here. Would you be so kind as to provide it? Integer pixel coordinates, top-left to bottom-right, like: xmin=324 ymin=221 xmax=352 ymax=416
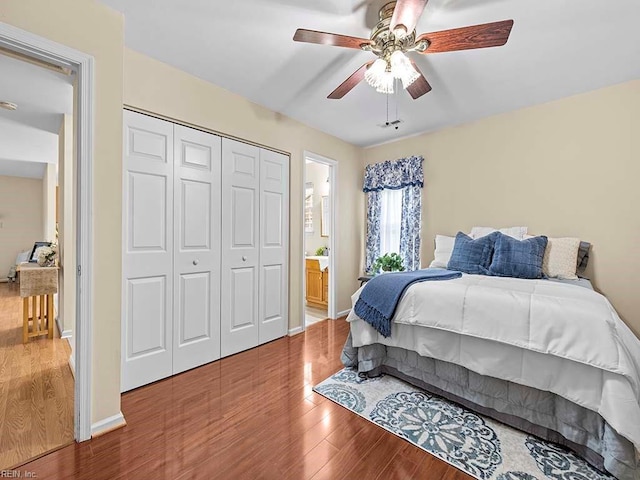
xmin=385 ymin=91 xmax=389 ymax=126
xmin=395 ymin=79 xmax=399 ymax=130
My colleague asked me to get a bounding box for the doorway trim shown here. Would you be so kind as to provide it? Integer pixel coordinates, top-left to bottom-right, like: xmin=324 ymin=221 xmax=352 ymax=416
xmin=302 ymin=151 xmax=338 ymax=326
xmin=0 ymin=22 xmax=95 ymax=442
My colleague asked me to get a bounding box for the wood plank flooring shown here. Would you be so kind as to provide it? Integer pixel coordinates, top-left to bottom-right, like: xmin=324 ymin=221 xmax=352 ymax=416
xmin=18 ymin=317 xmax=472 ymax=479
xmin=0 ymin=282 xmax=74 ymax=469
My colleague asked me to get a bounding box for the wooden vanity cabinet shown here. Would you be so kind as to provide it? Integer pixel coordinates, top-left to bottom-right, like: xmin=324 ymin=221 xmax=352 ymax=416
xmin=305 ymin=259 xmax=328 ymax=308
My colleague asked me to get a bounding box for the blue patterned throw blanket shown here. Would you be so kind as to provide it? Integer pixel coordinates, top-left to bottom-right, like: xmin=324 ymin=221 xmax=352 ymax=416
xmin=354 ymin=268 xmax=462 ymax=338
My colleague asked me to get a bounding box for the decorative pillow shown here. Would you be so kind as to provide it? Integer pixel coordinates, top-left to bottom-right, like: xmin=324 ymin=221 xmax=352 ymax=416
xmin=447 ymin=232 xmax=498 ymax=275
xmin=577 ymin=241 xmax=591 ymax=276
xmin=488 ymin=233 xmax=548 ymax=279
xmin=542 ymin=237 xmax=581 ymax=280
xmin=526 ymin=235 xmax=591 ymax=277
xmin=470 ymin=226 xmax=528 ymax=240
xmin=429 ymin=235 xmax=455 ymax=268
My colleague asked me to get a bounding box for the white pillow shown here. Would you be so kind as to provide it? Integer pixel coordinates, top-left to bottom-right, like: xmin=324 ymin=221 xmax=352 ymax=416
xmin=470 ymin=226 xmax=528 ymax=240
xmin=542 ymin=237 xmax=581 ymax=280
xmin=429 ymin=235 xmax=456 ymax=268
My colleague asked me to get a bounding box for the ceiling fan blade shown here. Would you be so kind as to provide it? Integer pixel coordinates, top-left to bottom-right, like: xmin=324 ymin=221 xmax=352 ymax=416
xmin=293 ymin=29 xmax=373 ymax=49
xmin=390 ymin=0 xmax=429 ymax=36
xmin=406 ymin=60 xmax=432 ymax=99
xmin=417 ymin=19 xmax=514 ymax=54
xmin=328 ymin=61 xmax=374 ymax=99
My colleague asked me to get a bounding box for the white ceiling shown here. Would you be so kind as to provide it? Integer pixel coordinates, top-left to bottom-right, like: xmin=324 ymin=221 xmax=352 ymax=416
xmin=101 ymin=0 xmax=640 ymax=147
xmin=0 ymin=53 xmax=73 ymax=178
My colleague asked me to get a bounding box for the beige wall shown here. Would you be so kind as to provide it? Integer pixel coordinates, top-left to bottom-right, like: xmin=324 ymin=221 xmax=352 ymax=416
xmin=42 ymin=162 xmax=56 ymax=242
xmin=364 ymin=80 xmax=640 ymax=336
xmin=1 ymin=0 xmax=124 ymax=423
xmin=0 ymin=175 xmax=43 ymax=277
xmin=123 ymin=48 xmax=364 ymax=323
xmin=305 ymin=162 xmax=330 ymax=255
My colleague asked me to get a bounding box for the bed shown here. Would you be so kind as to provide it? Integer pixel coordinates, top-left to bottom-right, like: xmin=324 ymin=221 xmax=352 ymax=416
xmin=342 ymin=273 xmax=640 ymax=479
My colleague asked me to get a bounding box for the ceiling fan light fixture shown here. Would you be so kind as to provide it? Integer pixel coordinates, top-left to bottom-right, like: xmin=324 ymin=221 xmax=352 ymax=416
xmin=365 ymin=58 xmax=395 ymax=94
xmin=390 ymin=51 xmax=420 ymax=89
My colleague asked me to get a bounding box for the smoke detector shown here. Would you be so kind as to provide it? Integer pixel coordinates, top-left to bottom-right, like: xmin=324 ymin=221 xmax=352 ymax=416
xmin=0 ymin=101 xmax=18 ymax=111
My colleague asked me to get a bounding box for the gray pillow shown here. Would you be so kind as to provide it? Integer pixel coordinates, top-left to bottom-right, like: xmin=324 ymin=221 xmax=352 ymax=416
xmin=577 ymin=241 xmax=591 ymax=276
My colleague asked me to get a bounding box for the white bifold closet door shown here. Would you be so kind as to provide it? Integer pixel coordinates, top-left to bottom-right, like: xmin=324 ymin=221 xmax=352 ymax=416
xmin=172 ymin=125 xmax=221 ymax=374
xmin=258 ymin=149 xmax=289 ymax=345
xmin=123 ymin=111 xmax=287 ymax=391
xmin=122 ymin=111 xmax=175 ymax=391
xmin=220 ymin=139 xmax=288 ymax=357
xmin=122 ymin=112 xmax=222 ymax=391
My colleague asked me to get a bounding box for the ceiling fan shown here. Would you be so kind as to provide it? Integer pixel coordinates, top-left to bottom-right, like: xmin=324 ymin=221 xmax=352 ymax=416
xmin=293 ymin=0 xmax=514 ymax=100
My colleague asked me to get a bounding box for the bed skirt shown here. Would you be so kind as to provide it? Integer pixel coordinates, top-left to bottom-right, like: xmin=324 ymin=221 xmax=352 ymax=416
xmin=341 ymin=333 xmax=638 ymax=480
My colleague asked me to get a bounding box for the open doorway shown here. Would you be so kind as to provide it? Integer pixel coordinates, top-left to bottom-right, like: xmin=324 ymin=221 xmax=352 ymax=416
xmin=0 ymin=48 xmax=75 ymax=468
xmin=302 ymin=152 xmax=337 ymax=328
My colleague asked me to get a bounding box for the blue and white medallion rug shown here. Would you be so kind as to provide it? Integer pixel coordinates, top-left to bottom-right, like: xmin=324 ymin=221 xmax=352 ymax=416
xmin=314 ymin=369 xmax=614 ymax=480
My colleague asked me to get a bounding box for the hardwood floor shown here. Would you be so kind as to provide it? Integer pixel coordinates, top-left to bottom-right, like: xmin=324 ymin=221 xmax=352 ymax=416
xmin=19 ymin=318 xmax=472 ymax=479
xmin=0 ymin=282 xmax=74 ymax=469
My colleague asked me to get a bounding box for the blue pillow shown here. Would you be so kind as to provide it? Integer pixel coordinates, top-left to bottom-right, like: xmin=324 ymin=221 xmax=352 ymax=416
xmin=447 ymin=232 xmax=497 ymax=275
xmin=488 ymin=233 xmax=548 ymax=279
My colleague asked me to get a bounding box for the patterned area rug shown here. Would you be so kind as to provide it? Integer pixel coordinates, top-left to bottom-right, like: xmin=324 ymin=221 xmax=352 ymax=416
xmin=314 ymin=369 xmax=614 ymax=480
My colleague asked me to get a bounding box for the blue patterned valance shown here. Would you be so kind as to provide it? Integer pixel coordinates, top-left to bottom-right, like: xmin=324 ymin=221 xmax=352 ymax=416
xmin=363 ymin=155 xmax=424 ymax=193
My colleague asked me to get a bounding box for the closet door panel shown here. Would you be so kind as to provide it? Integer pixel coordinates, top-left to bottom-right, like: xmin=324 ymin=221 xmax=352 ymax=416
xmin=122 ymin=111 xmax=174 ymax=392
xmin=259 ymin=149 xmax=289 ymax=344
xmin=221 ymin=139 xmax=260 ymax=357
xmin=173 ymin=125 xmax=221 ymax=374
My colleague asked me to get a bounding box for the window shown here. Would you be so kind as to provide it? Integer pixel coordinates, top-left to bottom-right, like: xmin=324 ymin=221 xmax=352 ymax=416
xmin=379 ymin=188 xmax=402 ymax=256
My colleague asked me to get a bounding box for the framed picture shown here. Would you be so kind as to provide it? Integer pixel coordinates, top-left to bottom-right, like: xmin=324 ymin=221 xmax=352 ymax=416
xmin=29 ymin=241 xmax=52 ymax=263
xmin=321 ymin=196 xmax=330 ymax=237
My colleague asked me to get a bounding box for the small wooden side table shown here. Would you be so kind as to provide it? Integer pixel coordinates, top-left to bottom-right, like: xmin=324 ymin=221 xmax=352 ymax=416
xmin=18 ymin=264 xmax=58 ymax=343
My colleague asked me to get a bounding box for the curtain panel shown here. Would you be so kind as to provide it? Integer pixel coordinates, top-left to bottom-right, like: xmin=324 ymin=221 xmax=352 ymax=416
xmin=364 ymin=156 xmax=423 ymax=272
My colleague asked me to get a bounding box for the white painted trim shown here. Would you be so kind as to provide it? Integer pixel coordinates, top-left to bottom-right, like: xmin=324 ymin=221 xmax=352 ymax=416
xmin=336 ymin=309 xmax=351 ymax=318
xmin=68 ymin=353 xmax=76 ymax=378
xmin=91 ymin=412 xmax=126 ymax=438
xmin=56 ymin=316 xmax=73 ymax=339
xmin=302 ymin=151 xmax=338 ymax=331
xmin=288 ymin=326 xmax=303 ymax=336
xmin=0 ymin=21 xmax=95 ymax=443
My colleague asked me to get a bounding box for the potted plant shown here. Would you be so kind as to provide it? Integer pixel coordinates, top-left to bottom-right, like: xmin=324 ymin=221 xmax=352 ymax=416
xmin=371 ymin=252 xmax=405 ymax=274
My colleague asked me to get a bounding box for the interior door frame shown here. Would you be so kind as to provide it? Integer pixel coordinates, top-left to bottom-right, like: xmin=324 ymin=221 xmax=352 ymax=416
xmin=0 ymin=22 xmax=95 ymax=442
xmin=302 ymin=151 xmax=338 ymax=326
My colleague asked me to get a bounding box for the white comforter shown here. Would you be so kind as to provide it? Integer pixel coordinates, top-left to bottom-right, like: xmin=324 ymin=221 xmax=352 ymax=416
xmin=347 ymin=274 xmax=640 ymax=451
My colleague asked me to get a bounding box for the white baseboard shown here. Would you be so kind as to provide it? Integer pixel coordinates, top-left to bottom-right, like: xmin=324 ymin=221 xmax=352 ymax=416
xmin=288 ymin=326 xmax=303 ymax=336
xmin=56 ymin=316 xmax=73 ymax=339
xmin=336 ymin=309 xmax=351 ymax=318
xmin=68 ymin=352 xmax=75 ymax=378
xmin=91 ymin=412 xmax=126 ymax=438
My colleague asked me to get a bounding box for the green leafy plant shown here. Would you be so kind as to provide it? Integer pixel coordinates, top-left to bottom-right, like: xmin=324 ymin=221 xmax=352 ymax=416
xmin=315 ymin=246 xmax=327 ymax=256
xmin=371 ymin=252 xmax=405 ymax=273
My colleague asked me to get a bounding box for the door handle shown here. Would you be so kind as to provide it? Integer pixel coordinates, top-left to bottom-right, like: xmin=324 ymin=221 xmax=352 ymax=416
xmin=193 ymin=260 xmax=199 ymax=265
